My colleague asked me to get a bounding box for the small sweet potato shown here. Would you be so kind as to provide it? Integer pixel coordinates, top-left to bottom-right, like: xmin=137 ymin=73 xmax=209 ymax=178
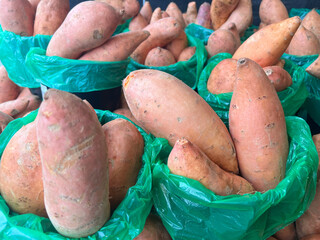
xmin=165 ymin=2 xmax=186 ymax=29
xmin=184 ymin=1 xmax=197 ymax=26
xmin=14 ymin=94 xmax=41 ymax=118
xmin=0 ymin=121 xmax=46 ymax=217
xmin=306 ymin=55 xmax=320 ymax=78
xmin=302 ymin=9 xmax=320 ymax=41
xmin=165 ymin=30 xmax=188 ymax=60
xmin=0 ymin=98 xmax=30 ymax=118
xmin=145 ymin=47 xmax=176 ymax=66
xmin=195 ymin=2 xmax=212 ymax=29
xmin=33 ymin=0 xmax=70 ymax=36
xmin=210 ymin=0 xmax=240 ymax=30
xmin=263 ymin=65 xmax=292 ymax=92
xmin=206 ymin=29 xmax=239 ymax=57
xmin=0 ymin=111 xmax=14 ymax=133
xmin=259 ymin=0 xmax=289 ymax=25
xmin=0 ymin=66 xmax=20 ymax=104
xmin=150 ymin=7 xmax=162 ymax=24
xmin=140 ymin=1 xmax=152 ymax=23
xmin=274 ymin=223 xmax=297 ymax=240
xmin=129 ymin=13 xmax=149 ymax=31
xmin=177 ymin=46 xmax=196 ymax=62
xmin=102 ymin=118 xmax=144 ymax=211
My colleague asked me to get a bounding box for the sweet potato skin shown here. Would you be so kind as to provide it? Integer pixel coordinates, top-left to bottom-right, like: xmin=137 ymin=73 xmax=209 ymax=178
xmin=177 ymin=46 xmax=196 ymax=62
xmin=0 ymin=66 xmax=20 ymax=104
xmin=274 ymin=223 xmax=297 ymax=240
xmin=145 ymin=47 xmax=176 ymax=66
xmin=306 ymin=55 xmax=320 ymax=78
xmin=195 ymin=2 xmax=212 ymax=29
xmin=302 ymin=9 xmax=320 ymax=41
xmin=0 ymin=111 xmax=13 ymax=133
xmin=263 ymin=65 xmax=292 ymax=92
xmin=129 ymin=13 xmax=149 ymax=31
xmin=229 ymin=58 xmax=289 ymax=191
xmin=210 ymin=0 xmax=240 ymax=30
xmin=0 ymin=121 xmax=46 ymax=217
xmin=165 ymin=30 xmax=188 ymax=61
xmin=36 ymin=89 xmax=110 ymax=238
xmin=259 ymin=0 xmax=289 ymax=25
xmin=140 ymin=1 xmax=152 ymax=23
xmin=165 ymin=2 xmax=186 ymax=29
xmin=206 ymin=29 xmax=239 ymax=57
xmin=123 ymin=69 xmax=238 ymax=174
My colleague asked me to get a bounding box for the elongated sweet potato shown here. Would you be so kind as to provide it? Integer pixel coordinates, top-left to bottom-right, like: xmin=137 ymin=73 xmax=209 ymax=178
xmin=14 ymin=94 xmax=41 ymax=118
xmin=33 ymin=0 xmax=69 ymax=36
xmin=130 ymin=17 xmax=182 ymax=64
xmin=123 ymin=69 xmax=239 ymax=173
xmin=0 ymin=66 xmax=20 ymax=104
xmin=0 ymin=111 xmax=13 ymax=133
xmin=102 ymin=118 xmax=144 ymax=211
xmin=145 ymin=47 xmax=176 ymax=66
xmin=177 ymin=46 xmax=196 ymax=62
xmin=166 ymin=2 xmax=186 ymax=29
xmin=263 ymin=65 xmax=292 ymax=92
xmin=36 ymin=89 xmax=110 ymax=238
xmin=206 ymin=29 xmax=239 ymax=57
xmin=195 ymin=2 xmax=212 ymax=29
xmin=165 ymin=30 xmax=188 ymax=60
xmin=0 ymin=98 xmax=30 ymax=118
xmin=259 ymin=0 xmax=289 ymax=25
xmin=207 ymin=58 xmax=237 ymax=94
xmin=184 ymin=1 xmax=197 ymax=26
xmin=0 ymin=121 xmax=46 ymax=217
xmin=129 ymin=13 xmax=149 ymax=31
xmin=302 ymin=9 xmax=320 ymax=41
xmin=79 ymin=30 xmax=150 ymax=62
xmin=274 ymin=223 xmax=297 ymax=240
xmin=233 ymin=16 xmax=301 ymax=67
xmin=46 ymin=1 xmax=123 ymax=59
xmin=168 ymin=138 xmax=254 ymax=195
xmin=140 ymin=1 xmax=152 ymax=23
xmin=0 ymin=0 xmax=35 ymax=36
xmin=229 ymin=58 xmax=289 ymax=191
xmin=210 ymin=0 xmax=240 ymax=30
xmin=306 ymin=55 xmax=320 ymax=78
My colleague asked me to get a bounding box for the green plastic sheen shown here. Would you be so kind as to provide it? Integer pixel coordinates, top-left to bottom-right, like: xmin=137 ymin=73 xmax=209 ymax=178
xmin=152 ymin=116 xmax=318 ymax=240
xmin=197 ymin=53 xmax=309 ymax=126
xmin=0 ymin=109 xmax=154 ymax=240
xmin=126 ymin=34 xmax=207 ymax=90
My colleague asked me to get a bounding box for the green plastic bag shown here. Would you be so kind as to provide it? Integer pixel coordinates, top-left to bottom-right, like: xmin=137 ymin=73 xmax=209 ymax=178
xmin=197 ymin=53 xmax=309 ymax=126
xmin=126 ymin=34 xmax=207 ymax=90
xmin=0 ymin=108 xmax=155 ymax=240
xmin=0 ymin=31 xmax=51 ymax=88
xmin=152 ymin=116 xmax=318 ymax=240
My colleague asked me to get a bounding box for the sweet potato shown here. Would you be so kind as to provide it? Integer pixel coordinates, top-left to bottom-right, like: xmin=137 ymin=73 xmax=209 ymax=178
xmin=210 ymin=0 xmax=240 ymax=30
xmin=162 ymin=11 xmax=170 ymax=18
xmin=184 ymin=1 xmax=197 ymax=26
xmin=0 ymin=111 xmax=13 ymax=133
xmin=150 ymin=7 xmax=162 ymax=24
xmin=195 ymin=2 xmax=212 ymax=29
xmin=33 ymin=0 xmax=69 ymax=36
xmin=0 ymin=0 xmax=35 ymax=36
xmin=123 ymin=69 xmax=239 ymax=173
xmin=79 ymin=30 xmax=150 ymax=62
xmin=140 ymin=1 xmax=152 ymax=23
xmin=177 ymin=46 xmax=196 ymax=62
xmin=207 ymin=58 xmax=237 ymax=94
xmin=0 ymin=98 xmax=30 ymax=118
xmin=0 ymin=66 xmax=20 ymax=104
xmin=219 ymin=0 xmax=252 ymax=36
xmin=306 ymin=55 xmax=320 ymax=78
xmin=168 ymin=138 xmax=254 ymax=195
xmin=302 ymin=9 xmax=320 ymax=41
xmin=46 ymin=1 xmax=123 ymax=59
xmin=263 ymin=65 xmax=292 ymax=92
xmin=225 ymin=22 xmax=241 ymax=49
xmin=130 ymin=17 xmax=182 ymax=64
xmin=135 ymin=214 xmax=172 ymax=240
xmin=28 ymin=0 xmax=41 ymax=10
xmin=165 ymin=2 xmax=186 ymax=29
xmin=233 ymin=16 xmax=301 ymax=67
xmin=129 ymin=13 xmax=149 ymax=31
xmin=102 ymin=118 xmax=144 ymax=210
xmin=259 ymin=0 xmax=289 ymax=25
xmin=14 ymin=94 xmax=41 ymax=118
xmin=165 ymin=30 xmax=188 ymax=60
xmin=145 ymin=47 xmax=176 ymax=66
xmin=286 ymin=25 xmax=320 ymax=56
xmin=300 ymin=234 xmax=320 ymax=240
xmin=36 ymin=89 xmax=110 ymax=238
xmin=229 ymin=58 xmax=289 ymax=191
xmin=0 ymin=121 xmax=46 ymax=217
xmin=274 ymin=223 xmax=297 ymax=240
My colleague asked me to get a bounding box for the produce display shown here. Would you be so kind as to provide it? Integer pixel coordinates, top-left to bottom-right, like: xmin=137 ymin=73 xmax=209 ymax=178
xmin=0 ymin=0 xmax=319 ymax=240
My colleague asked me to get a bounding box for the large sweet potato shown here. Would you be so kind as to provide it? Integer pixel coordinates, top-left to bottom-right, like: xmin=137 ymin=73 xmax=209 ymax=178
xmin=259 ymin=0 xmax=289 ymax=25
xmin=36 ymin=89 xmax=110 ymax=238
xmin=306 ymin=55 xmax=320 ymax=78
xmin=210 ymin=0 xmax=240 ymax=30
xmin=229 ymin=58 xmax=289 ymax=191
xmin=123 ymin=69 xmax=239 ymax=174
xmin=0 ymin=66 xmax=20 ymax=104
xmin=0 ymin=97 xmax=30 ymax=118
xmin=129 ymin=13 xmax=149 ymax=31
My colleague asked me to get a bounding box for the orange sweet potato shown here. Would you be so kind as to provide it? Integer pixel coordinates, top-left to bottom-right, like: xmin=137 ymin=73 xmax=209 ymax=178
xmin=130 ymin=17 xmax=182 ymax=64
xmin=165 ymin=2 xmax=186 ymax=29
xmin=79 ymin=30 xmax=150 ymax=62
xmin=102 ymin=118 xmax=144 ymax=211
xmin=140 ymin=1 xmax=152 ymax=23
xmin=0 ymin=111 xmax=13 ymax=133
xmin=177 ymin=46 xmax=196 ymax=62
xmin=207 ymin=58 xmax=237 ymax=94
xmin=33 ymin=0 xmax=69 ymax=36
xmin=229 ymin=58 xmax=289 ymax=191
xmin=274 ymin=223 xmax=297 ymax=240
xmin=168 ymin=138 xmax=254 ymax=195
xmin=123 ymin=69 xmax=239 ymax=173
xmin=210 ymin=0 xmax=240 ymax=30
xmin=150 ymin=7 xmax=162 ymax=24
xmin=184 ymin=1 xmax=197 ymax=26
xmin=129 ymin=13 xmax=149 ymax=31
xmin=306 ymin=55 xmax=320 ymax=78
xmin=0 ymin=66 xmax=20 ymax=104
xmin=0 ymin=0 xmax=35 ymax=36
xmin=263 ymin=65 xmax=292 ymax=92
xmin=145 ymin=47 xmax=176 ymax=66
xmin=36 ymin=89 xmax=110 ymax=238
xmin=206 ymin=29 xmax=239 ymax=57
xmin=195 ymin=2 xmax=212 ymax=29
xmin=302 ymin=9 xmax=320 ymax=41
xmin=46 ymin=1 xmax=123 ymax=59
xmin=0 ymin=121 xmax=46 ymax=217
xmin=259 ymin=0 xmax=289 ymax=25
xmin=165 ymin=30 xmax=188 ymax=60
xmin=233 ymin=16 xmax=301 ymax=67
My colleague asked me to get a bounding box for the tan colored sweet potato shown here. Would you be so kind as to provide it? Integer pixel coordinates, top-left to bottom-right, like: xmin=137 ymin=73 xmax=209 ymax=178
xmin=168 ymin=138 xmax=254 ymax=195
xmin=129 ymin=13 xmax=149 ymax=31
xmin=0 ymin=0 xmax=35 ymax=36
xmin=184 ymin=1 xmax=197 ymax=26
xmin=79 ymin=30 xmax=150 ymax=62
xmin=102 ymin=118 xmax=144 ymax=211
xmin=263 ymin=65 xmax=292 ymax=92
xmin=206 ymin=29 xmax=239 ymax=57
xmin=123 ymin=69 xmax=239 ymax=173
xmin=210 ymin=0 xmax=240 ymax=30
xmin=286 ymin=25 xmax=320 ymax=56
xmin=219 ymin=0 xmax=252 ymax=36
xmin=33 ymin=0 xmax=69 ymax=36
xmin=46 ymin=1 xmax=123 ymax=59
xmin=306 ymin=55 xmax=320 ymax=78
xmin=140 ymin=1 xmax=152 ymax=23
xmin=274 ymin=223 xmax=297 ymax=240
xmin=0 ymin=66 xmax=20 ymax=104
xmin=207 ymin=58 xmax=237 ymax=94
xmin=302 ymin=9 xmax=320 ymax=41
xmin=165 ymin=30 xmax=188 ymax=61
xmin=145 ymin=47 xmax=176 ymax=66
xmin=0 ymin=98 xmax=30 ymax=118
xmin=135 ymin=214 xmax=172 ymax=240
xmin=259 ymin=0 xmax=289 ymax=25
xmin=36 ymin=89 xmax=110 ymax=238
xmin=0 ymin=121 xmax=46 ymax=217
xmin=229 ymin=58 xmax=289 ymax=191
xmin=177 ymin=46 xmax=196 ymax=62
xmin=165 ymin=2 xmax=186 ymax=29
xmin=195 ymin=2 xmax=212 ymax=29
xmin=150 ymin=7 xmax=162 ymax=24
xmin=0 ymin=111 xmax=13 ymax=133
xmin=130 ymin=17 xmax=182 ymax=64
xmin=233 ymin=16 xmax=301 ymax=67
